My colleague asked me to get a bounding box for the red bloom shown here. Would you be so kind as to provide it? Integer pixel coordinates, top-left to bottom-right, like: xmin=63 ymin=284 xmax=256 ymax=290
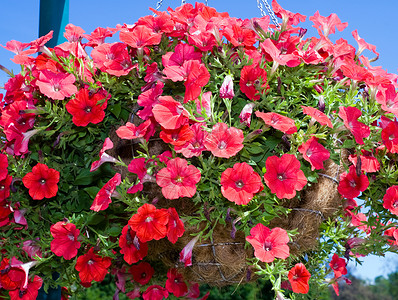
xmin=129 ymin=262 xmax=154 ymax=285
xmin=65 ymin=88 xmax=109 ymax=127
xmin=160 ymin=125 xmax=195 ymax=146
xmin=204 ymin=123 xmax=244 ymax=158
xmin=239 ymin=103 xmax=255 ymax=127
xmin=263 ymin=154 xmax=307 ymax=199
xmin=128 ymin=203 xmax=169 ymax=242
xmin=329 ymin=254 xmax=347 ymax=278
xmin=383 ymin=186 xmax=398 ymax=216
xmin=166 ymin=268 xmax=188 ymax=297
xmin=119 ymin=225 xmax=148 ymax=264
xmin=166 ymin=207 xmax=185 ymax=244
xmin=22 ymin=163 xmax=60 ymax=200
xmin=221 ymin=162 xmax=263 ymax=205
xmin=183 ymin=60 xmax=210 ymax=103
xmin=301 ymin=106 xmax=333 ymax=128
xmin=337 ymin=165 xmax=369 ymax=199
xmin=298 ymin=137 xmax=330 ymax=170
xmin=255 ymin=111 xmax=297 ymax=134
xmin=36 ymin=70 xmax=77 ymax=100
xmin=9 ymin=275 xmax=43 ymax=300
xmin=0 ymin=154 xmax=8 ymax=182
xmin=309 ymin=11 xmax=347 ymax=37
xmin=338 ymin=106 xmax=370 ymax=145
xmin=288 ymin=263 xmax=311 ymax=294
xmin=348 ymin=150 xmax=380 ymax=173
xmin=0 ymin=257 xmax=25 ymax=290
xmin=90 ymin=173 xmax=121 ymax=211
xmin=245 ymin=223 xmax=290 ymax=263
xmin=174 ymin=122 xmax=208 ymax=158
xmin=50 ymin=221 xmax=81 ymax=260
xmin=116 ymin=120 xmax=151 ymax=140
xmin=152 ymin=96 xmax=189 ymax=130
xmin=156 ymin=157 xmax=201 ymax=200
xmin=220 ymin=75 xmax=235 ymax=99
xmin=381 ymin=120 xmax=398 ymax=153
xmin=0 ymin=174 xmax=12 ymax=201
xmin=142 ymin=285 xmax=169 ymax=300
xmin=120 ymin=25 xmax=162 ymax=48
xmin=75 ymin=247 xmax=112 ymax=283
xmin=239 ymin=65 xmax=267 ymax=101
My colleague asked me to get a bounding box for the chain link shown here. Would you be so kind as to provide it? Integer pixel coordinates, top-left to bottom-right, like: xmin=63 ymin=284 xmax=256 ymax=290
xmin=256 ymin=0 xmax=280 ymax=29
xmin=181 ymin=0 xmax=186 ymax=4
xmin=155 ymin=0 xmax=163 ymax=10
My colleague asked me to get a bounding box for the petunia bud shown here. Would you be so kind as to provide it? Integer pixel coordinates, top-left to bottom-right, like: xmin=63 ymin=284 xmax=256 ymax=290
xmin=179 ymin=235 xmax=200 ymax=267
xmin=220 ymin=75 xmax=234 ymax=99
xmin=239 ymin=103 xmax=255 ymax=127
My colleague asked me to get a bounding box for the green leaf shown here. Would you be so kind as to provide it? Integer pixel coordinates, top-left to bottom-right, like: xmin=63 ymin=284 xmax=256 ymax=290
xmin=109 ymin=103 xmax=121 ymax=118
xmin=84 ymin=186 xmax=101 ymax=199
xmin=88 ymin=214 xmax=106 ymax=225
xmin=73 ymin=169 xmax=96 ymax=186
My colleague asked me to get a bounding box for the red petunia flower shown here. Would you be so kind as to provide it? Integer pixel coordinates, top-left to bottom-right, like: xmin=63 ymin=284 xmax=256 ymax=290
xmin=119 ymin=25 xmax=162 ymax=49
xmin=245 ymin=223 xmax=290 ymax=263
xmin=22 ymin=163 xmax=60 ymax=200
xmin=288 ymin=263 xmax=311 ymax=294
xmin=298 ymin=136 xmax=330 ymax=170
xmin=166 ymin=268 xmax=188 ymax=297
xmin=128 ymin=203 xmax=169 ymax=243
xmin=174 ymin=122 xmax=208 ymax=158
xmin=239 ymin=65 xmax=267 ymax=101
xmin=302 ymin=106 xmax=333 ymax=128
xmin=129 ymin=262 xmax=154 ymax=285
xmin=156 ymin=157 xmax=201 ymax=200
xmin=75 ymin=247 xmax=112 ymax=283
xmin=36 ymin=70 xmax=77 ymax=100
xmin=152 ymin=96 xmax=189 ymax=130
xmin=263 ymin=154 xmax=307 ymax=199
xmin=90 ymin=173 xmax=121 ymax=212
xmin=204 ymin=123 xmax=244 ymax=158
xmin=50 ymin=221 xmax=81 ymax=260
xmin=337 ymin=165 xmax=369 ymax=199
xmin=255 ymin=111 xmax=297 ymax=134
xmin=0 ymin=153 xmax=8 ymax=181
xmin=9 ymin=275 xmax=43 ymax=300
xmin=0 ymin=174 xmax=12 ymax=201
xmin=160 ymin=125 xmax=195 ymax=146
xmin=65 ymin=88 xmax=109 ymax=127
xmin=239 ymin=103 xmax=255 ymax=127
xmin=348 ymin=150 xmax=380 ymax=173
xmin=338 ymin=106 xmax=370 ymax=145
xmin=383 ymin=186 xmax=398 ymax=216
xmin=119 ymin=225 xmax=148 ymax=264
xmin=116 ymin=120 xmax=151 ymax=140
xmin=0 ymin=257 xmax=25 ymax=290
xmin=183 ymin=60 xmax=210 ymax=103
xmin=166 ymin=207 xmax=185 ymax=244
xmin=142 ymin=285 xmax=169 ymax=300
xmin=221 ymin=162 xmax=263 ymax=205
xmin=381 ymin=120 xmax=398 ymax=153
xmin=329 ymin=254 xmax=347 ymax=278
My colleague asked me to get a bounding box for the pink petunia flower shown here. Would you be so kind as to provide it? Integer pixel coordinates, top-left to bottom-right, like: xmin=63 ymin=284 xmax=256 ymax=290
xmin=36 ymin=70 xmax=77 ymax=100
xmin=246 ymin=223 xmax=290 ymax=263
xmin=156 ymin=157 xmax=201 ymax=200
xmin=50 ymin=221 xmax=81 ymax=260
xmin=204 ymin=123 xmax=244 ymax=158
xmin=90 ymin=173 xmax=121 ymax=211
xmin=255 ymin=111 xmax=297 ymax=134
xmin=298 ymin=136 xmax=330 ymax=170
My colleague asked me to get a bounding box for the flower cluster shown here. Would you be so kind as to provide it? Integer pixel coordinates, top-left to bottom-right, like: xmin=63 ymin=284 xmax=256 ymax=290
xmin=1 ymin=1 xmax=398 ymax=299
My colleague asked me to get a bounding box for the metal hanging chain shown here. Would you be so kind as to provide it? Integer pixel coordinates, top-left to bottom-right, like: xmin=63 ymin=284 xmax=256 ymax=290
xmin=256 ymin=0 xmax=280 ymax=29
xmin=154 ymin=0 xmax=209 ymax=11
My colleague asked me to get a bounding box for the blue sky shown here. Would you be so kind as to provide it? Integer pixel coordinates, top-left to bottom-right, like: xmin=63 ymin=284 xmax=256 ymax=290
xmin=1 ymin=0 xmax=398 ymax=281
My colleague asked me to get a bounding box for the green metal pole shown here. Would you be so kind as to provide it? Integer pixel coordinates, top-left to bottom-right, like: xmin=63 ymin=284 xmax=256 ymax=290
xmin=39 ymin=0 xmax=69 ymax=48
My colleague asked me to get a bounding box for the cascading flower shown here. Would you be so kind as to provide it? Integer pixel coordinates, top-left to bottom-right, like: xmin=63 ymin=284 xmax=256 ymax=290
xmin=129 ymin=262 xmax=154 ymax=285
xmin=128 ymin=203 xmax=169 ymax=243
xmin=383 ymin=186 xmax=398 ymax=216
xmin=288 ymin=263 xmax=311 ymax=294
xmin=246 ymin=223 xmax=290 ymax=263
xmin=35 ymin=70 xmax=78 ymax=100
xmin=165 ymin=268 xmax=188 ymax=297
xmin=119 ymin=225 xmax=148 ymax=264
xmin=50 ymin=221 xmax=81 ymax=260
xmin=337 ymin=165 xmax=369 ymax=199
xmin=204 ymin=122 xmax=244 ymax=158
xmin=142 ymin=285 xmax=169 ymax=300
xmin=166 ymin=207 xmax=185 ymax=244
xmin=263 ymin=154 xmax=307 ymax=199
xmin=255 ymin=111 xmax=297 ymax=134
xmin=22 ymin=163 xmax=60 ymax=200
xmin=329 ymin=253 xmax=347 ymax=278
xmin=220 ymin=162 xmax=263 ymax=205
xmin=75 ymin=247 xmax=112 ymax=283
xmin=156 ymin=157 xmax=201 ymax=200
xmin=298 ymin=136 xmax=330 ymax=170
xmin=90 ymin=173 xmax=121 ymax=211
